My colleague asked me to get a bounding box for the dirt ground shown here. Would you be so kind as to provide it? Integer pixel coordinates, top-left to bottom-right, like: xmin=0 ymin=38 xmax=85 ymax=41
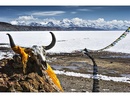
xmin=1 ymin=46 xmax=130 ymax=92
xmin=47 ymin=51 xmax=130 ymax=92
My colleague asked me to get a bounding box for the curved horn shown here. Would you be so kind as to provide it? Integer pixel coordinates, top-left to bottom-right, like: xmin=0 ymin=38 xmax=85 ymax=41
xmin=44 ymin=32 xmax=56 ymax=50
xmin=6 ymin=33 xmax=16 ymax=48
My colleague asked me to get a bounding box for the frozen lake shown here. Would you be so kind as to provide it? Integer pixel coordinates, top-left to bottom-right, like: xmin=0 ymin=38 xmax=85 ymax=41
xmin=0 ymin=30 xmax=130 ymax=53
xmin=1 ymin=31 xmax=130 ymax=84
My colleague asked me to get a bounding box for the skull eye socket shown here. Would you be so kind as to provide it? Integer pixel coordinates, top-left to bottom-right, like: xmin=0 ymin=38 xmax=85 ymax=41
xmin=43 ymin=53 xmax=46 ymax=56
xmin=41 ymin=61 xmax=46 ymax=65
xmin=36 ymin=54 xmax=47 ymax=69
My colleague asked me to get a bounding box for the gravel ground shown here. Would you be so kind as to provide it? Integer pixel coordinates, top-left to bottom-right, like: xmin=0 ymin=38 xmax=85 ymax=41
xmin=47 ymin=51 xmax=130 ymax=92
xmin=1 ymin=46 xmax=130 ymax=92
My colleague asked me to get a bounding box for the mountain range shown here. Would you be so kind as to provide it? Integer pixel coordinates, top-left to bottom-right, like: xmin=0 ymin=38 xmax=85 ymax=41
xmin=0 ymin=21 xmax=104 ymax=31
xmin=10 ymin=17 xmax=129 ymax=30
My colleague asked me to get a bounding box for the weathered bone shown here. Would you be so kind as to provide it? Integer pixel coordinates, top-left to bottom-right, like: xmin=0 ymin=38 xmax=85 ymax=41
xmin=31 ymin=45 xmax=47 ymax=70
xmin=6 ymin=32 xmax=56 ymax=73
xmin=6 ymin=33 xmax=16 ymax=48
xmin=44 ymin=32 xmax=56 ymax=50
xmin=6 ymin=32 xmax=63 ymax=92
xmin=7 ymin=32 xmax=56 ymax=50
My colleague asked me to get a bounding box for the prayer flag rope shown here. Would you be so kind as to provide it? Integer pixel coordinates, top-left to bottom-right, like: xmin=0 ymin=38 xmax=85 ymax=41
xmin=95 ymin=27 xmax=130 ymax=52
xmin=72 ymin=27 xmax=130 ymax=53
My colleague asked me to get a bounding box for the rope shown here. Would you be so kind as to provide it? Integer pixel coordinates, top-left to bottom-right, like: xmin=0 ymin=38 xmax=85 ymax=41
xmin=72 ymin=27 xmax=130 ymax=53
xmin=83 ymin=48 xmax=99 ymax=92
xmin=83 ymin=49 xmax=99 ymax=92
xmin=88 ymin=27 xmax=130 ymax=52
xmin=72 ymin=27 xmax=130 ymax=92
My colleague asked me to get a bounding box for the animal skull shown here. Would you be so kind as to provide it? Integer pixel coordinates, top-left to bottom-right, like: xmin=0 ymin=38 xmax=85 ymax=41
xmin=6 ymin=32 xmax=56 ymax=73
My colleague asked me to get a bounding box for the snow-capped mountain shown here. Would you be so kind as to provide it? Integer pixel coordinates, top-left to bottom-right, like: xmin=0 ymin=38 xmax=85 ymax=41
xmin=10 ymin=16 xmax=130 ymax=30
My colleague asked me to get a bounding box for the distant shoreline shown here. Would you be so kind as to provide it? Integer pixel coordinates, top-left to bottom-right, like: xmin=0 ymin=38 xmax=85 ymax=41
xmin=1 ymin=46 xmax=130 ymax=60
xmin=0 ymin=21 xmax=125 ymax=31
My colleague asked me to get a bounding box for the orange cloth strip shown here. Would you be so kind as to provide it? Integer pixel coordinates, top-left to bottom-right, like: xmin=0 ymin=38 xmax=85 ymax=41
xmin=46 ymin=64 xmax=63 ymax=92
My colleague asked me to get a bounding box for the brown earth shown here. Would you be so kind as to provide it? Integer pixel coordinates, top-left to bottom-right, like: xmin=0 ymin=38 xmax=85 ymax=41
xmin=0 ymin=52 xmax=62 ymax=92
xmin=0 ymin=46 xmax=130 ymax=92
xmin=47 ymin=51 xmax=130 ymax=92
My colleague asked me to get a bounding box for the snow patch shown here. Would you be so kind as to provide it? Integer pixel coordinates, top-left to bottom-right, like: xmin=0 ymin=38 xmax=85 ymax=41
xmin=10 ymin=17 xmax=130 ymax=30
xmin=0 ymin=51 xmax=14 ymax=60
xmin=54 ymin=70 xmax=130 ymax=84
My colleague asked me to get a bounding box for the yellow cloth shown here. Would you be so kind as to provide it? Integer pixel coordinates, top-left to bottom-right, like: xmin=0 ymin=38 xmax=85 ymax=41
xmin=46 ymin=64 xmax=63 ymax=92
xmin=12 ymin=46 xmax=28 ymax=64
xmin=12 ymin=46 xmax=63 ymax=91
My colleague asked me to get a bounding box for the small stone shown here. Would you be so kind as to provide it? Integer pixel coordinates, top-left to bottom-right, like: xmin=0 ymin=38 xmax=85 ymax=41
xmin=82 ymin=89 xmax=87 ymax=92
xmin=71 ymin=89 xmax=76 ymax=92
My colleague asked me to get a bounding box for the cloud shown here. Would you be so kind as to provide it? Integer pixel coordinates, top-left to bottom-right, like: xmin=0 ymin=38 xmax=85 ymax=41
xmin=10 ymin=15 xmax=38 ymax=25
xmin=17 ymin=15 xmax=37 ymax=20
xmin=31 ymin=11 xmax=65 ymax=16
xmin=71 ymin=12 xmax=77 ymax=14
xmin=77 ymin=9 xmax=92 ymax=11
xmin=10 ymin=16 xmax=130 ymax=30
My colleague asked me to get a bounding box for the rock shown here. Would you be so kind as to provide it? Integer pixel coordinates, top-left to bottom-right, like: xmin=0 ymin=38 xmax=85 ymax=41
xmin=0 ymin=76 xmax=8 ymax=92
xmin=0 ymin=55 xmax=63 ymax=92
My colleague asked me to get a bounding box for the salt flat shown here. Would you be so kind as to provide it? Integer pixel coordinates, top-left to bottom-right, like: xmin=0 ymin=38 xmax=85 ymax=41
xmin=0 ymin=30 xmax=129 ymax=53
xmin=1 ymin=31 xmax=130 ymax=92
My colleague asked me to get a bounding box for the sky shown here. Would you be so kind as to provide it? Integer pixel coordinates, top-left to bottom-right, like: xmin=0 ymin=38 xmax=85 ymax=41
xmin=0 ymin=6 xmax=130 ymax=29
xmin=0 ymin=6 xmax=130 ymax=22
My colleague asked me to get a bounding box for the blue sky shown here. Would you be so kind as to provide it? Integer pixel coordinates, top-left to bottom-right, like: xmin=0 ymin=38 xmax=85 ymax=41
xmin=1 ymin=6 xmax=130 ymax=30
xmin=0 ymin=6 xmax=130 ymax=22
